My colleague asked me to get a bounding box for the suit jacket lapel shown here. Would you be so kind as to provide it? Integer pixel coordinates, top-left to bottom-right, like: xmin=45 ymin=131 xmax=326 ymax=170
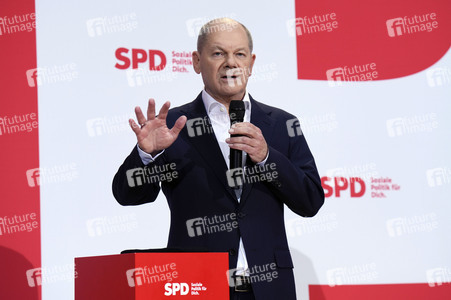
xmin=180 ymin=93 xmax=238 ymax=202
xmin=239 ymin=95 xmax=275 ymax=208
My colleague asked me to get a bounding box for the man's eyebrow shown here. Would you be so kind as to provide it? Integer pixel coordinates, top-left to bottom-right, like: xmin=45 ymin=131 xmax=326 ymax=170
xmin=208 ymin=45 xmax=248 ymax=52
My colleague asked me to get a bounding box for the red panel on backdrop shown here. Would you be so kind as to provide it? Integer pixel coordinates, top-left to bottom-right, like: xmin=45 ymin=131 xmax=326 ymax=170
xmin=0 ymin=0 xmax=40 ymax=299
xmin=294 ymin=0 xmax=451 ymax=81
xmin=310 ymin=283 xmax=451 ymax=300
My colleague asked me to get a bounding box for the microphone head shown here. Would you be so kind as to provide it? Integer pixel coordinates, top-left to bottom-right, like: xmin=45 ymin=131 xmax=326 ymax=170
xmin=229 ymin=100 xmax=245 ymax=122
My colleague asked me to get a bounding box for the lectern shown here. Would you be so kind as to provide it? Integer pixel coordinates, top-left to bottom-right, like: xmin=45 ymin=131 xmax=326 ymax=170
xmin=75 ymin=252 xmax=229 ymax=299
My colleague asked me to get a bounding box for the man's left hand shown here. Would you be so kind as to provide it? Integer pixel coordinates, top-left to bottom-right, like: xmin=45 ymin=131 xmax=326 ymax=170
xmin=226 ymin=122 xmax=268 ymax=164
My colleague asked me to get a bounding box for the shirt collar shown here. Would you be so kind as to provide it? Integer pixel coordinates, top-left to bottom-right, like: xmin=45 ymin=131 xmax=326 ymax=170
xmin=201 ymin=90 xmax=251 ymax=116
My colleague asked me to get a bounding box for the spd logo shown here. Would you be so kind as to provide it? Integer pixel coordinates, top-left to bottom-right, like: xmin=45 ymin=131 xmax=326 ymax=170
xmin=321 ymin=177 xmax=366 ymax=198
xmin=115 ymin=48 xmax=166 ymax=71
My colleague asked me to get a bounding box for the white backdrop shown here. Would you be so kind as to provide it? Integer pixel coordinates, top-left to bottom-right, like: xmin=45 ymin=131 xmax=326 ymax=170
xmin=35 ymin=0 xmax=451 ymax=299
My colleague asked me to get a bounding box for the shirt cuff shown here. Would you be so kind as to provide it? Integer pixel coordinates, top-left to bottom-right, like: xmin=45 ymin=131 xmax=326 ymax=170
xmin=136 ymin=144 xmax=164 ymax=165
xmin=256 ymin=149 xmax=269 ymax=166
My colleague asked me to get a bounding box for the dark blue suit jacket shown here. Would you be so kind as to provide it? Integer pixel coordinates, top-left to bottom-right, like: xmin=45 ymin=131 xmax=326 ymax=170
xmin=113 ymin=93 xmax=324 ymax=299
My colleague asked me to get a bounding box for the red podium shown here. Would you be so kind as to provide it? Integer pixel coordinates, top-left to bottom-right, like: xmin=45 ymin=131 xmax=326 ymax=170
xmin=75 ymin=252 xmax=229 ymax=299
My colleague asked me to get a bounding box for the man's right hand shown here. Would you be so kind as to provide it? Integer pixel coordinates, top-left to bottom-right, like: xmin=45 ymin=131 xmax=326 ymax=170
xmin=129 ymin=99 xmax=187 ymax=156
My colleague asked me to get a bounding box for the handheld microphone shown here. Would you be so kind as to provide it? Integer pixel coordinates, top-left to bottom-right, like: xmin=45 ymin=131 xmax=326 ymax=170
xmin=229 ymin=100 xmax=245 ymax=174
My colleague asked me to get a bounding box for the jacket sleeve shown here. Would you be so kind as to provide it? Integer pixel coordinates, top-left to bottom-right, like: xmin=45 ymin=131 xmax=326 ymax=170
xmin=112 ymin=146 xmax=162 ymax=206
xmin=262 ymin=132 xmax=324 ymax=217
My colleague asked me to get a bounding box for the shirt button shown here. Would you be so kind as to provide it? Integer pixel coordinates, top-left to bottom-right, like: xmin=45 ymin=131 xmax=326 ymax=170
xmin=220 ymin=107 xmax=225 ymax=112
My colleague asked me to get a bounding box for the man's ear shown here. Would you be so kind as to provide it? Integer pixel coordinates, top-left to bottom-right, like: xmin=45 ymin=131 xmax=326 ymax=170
xmin=192 ymin=51 xmax=201 ymax=74
xmin=248 ymin=53 xmax=256 ymax=76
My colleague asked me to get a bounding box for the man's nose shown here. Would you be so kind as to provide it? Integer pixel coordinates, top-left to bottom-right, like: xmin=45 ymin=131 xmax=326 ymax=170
xmin=224 ymin=54 xmax=238 ymax=68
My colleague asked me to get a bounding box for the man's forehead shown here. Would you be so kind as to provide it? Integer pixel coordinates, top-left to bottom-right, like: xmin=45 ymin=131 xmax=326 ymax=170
xmin=204 ymin=29 xmax=250 ymax=51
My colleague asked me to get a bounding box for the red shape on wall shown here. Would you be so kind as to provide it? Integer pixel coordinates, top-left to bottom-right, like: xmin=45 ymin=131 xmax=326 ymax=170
xmin=294 ymin=0 xmax=451 ymax=81
xmin=0 ymin=0 xmax=41 ymax=299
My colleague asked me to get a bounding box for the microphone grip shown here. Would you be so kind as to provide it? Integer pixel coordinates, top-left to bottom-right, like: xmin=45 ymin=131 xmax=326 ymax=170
xmin=230 ymin=134 xmax=242 ymax=170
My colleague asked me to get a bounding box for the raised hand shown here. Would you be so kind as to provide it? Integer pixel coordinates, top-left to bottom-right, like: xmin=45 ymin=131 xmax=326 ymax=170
xmin=129 ymin=99 xmax=187 ymax=156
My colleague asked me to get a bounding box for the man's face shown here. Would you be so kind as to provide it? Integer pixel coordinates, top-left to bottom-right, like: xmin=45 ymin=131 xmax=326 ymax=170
xmin=192 ymin=24 xmax=256 ymax=103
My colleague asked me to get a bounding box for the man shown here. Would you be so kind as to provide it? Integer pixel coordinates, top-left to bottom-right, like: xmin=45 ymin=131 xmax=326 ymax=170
xmin=113 ymin=18 xmax=324 ymax=300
